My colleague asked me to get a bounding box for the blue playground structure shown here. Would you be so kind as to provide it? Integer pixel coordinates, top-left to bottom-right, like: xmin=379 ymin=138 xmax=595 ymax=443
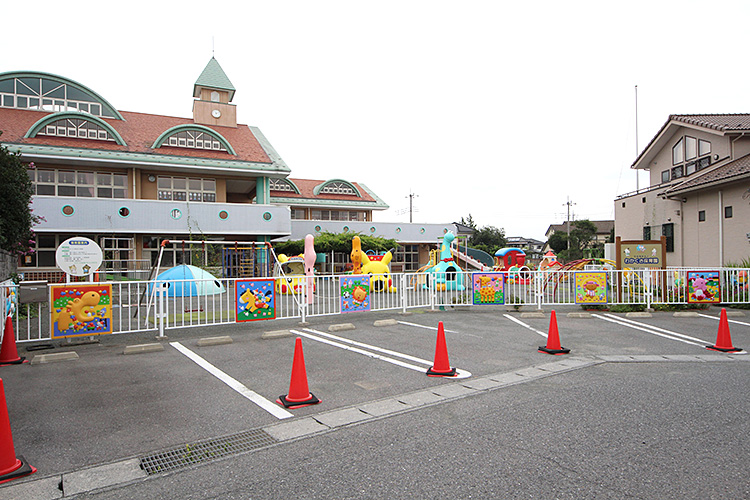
xmin=424 ymin=231 xmax=465 ymax=291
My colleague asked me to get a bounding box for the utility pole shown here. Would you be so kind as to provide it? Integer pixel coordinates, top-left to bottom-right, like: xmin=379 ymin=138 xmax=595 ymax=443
xmin=406 ymin=190 xmax=418 ymax=223
xmin=564 ymin=197 xmax=576 ymax=250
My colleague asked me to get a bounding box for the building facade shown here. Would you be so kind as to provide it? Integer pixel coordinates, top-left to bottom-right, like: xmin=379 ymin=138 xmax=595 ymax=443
xmin=615 ymin=114 xmax=750 ymax=267
xmin=0 ymin=60 xmax=456 ymax=280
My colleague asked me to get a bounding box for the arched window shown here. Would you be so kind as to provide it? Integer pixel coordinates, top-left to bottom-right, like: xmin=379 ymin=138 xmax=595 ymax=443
xmin=0 ymin=71 xmax=122 ymax=119
xmin=38 ymin=117 xmax=115 ymax=142
xmin=314 ymin=179 xmax=361 ymax=197
xmin=25 ymin=112 xmax=127 ymax=145
xmin=152 ymin=125 xmax=236 ymax=155
xmin=269 ymin=178 xmax=299 ymax=193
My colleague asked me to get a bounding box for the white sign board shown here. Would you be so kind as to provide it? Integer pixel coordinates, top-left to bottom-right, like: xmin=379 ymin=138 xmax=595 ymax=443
xmin=56 ymin=237 xmax=103 ymax=277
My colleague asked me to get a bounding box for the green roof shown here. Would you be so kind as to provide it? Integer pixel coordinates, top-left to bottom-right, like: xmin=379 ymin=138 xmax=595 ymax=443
xmin=193 ymin=57 xmax=235 ymax=101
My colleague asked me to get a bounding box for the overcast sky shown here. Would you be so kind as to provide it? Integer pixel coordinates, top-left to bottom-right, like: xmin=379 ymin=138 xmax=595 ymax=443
xmin=3 ymin=1 xmax=749 ymax=240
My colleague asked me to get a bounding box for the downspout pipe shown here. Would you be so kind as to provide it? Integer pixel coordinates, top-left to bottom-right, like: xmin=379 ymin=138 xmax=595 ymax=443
xmin=718 ymin=190 xmax=724 ymax=266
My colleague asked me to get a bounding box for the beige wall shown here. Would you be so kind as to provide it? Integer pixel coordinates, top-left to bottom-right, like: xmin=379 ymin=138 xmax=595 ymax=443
xmin=681 ymin=183 xmax=750 ymax=266
xmin=646 ymin=128 xmax=729 ymax=187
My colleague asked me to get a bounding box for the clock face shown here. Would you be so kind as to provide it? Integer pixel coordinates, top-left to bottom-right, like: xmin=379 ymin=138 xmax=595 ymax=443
xmin=212 ymin=109 xmax=221 ymax=118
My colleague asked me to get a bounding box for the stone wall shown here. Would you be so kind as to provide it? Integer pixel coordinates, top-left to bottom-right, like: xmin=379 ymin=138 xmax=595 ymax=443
xmin=0 ymin=250 xmax=17 ymax=281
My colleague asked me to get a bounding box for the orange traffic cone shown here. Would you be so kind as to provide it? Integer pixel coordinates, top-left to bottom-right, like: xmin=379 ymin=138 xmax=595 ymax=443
xmin=0 ymin=378 xmax=36 ymax=484
xmin=538 ymin=310 xmax=570 ymax=355
xmin=427 ymin=322 xmax=457 ymax=377
xmin=0 ymin=317 xmax=26 ymax=366
xmin=706 ymin=308 xmax=742 ymax=353
xmin=277 ymin=338 xmax=321 ymax=408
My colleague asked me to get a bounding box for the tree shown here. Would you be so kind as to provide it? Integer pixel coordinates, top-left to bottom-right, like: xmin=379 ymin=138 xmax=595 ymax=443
xmin=458 ymin=214 xmax=477 ymax=230
xmin=458 ymin=214 xmax=506 ymax=255
xmin=547 ymin=231 xmax=568 ymax=254
xmin=0 ymin=137 xmax=41 ymax=255
xmin=548 ymin=220 xmax=598 ymax=262
xmin=470 ymin=225 xmax=506 ymax=256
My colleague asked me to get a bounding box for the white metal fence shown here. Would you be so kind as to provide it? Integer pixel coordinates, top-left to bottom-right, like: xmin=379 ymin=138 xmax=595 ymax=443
xmin=1 ymin=267 xmax=748 ymax=343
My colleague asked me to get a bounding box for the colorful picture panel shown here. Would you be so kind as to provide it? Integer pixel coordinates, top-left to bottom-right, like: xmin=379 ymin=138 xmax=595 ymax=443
xmin=575 ymin=272 xmax=607 ymax=305
xmin=472 ymin=272 xmax=504 ymax=305
xmin=236 ymin=279 xmax=276 ymax=321
xmin=687 ymin=271 xmax=720 ymax=304
xmin=340 ymin=275 xmax=371 ymax=313
xmin=50 ymin=284 xmax=112 ymax=338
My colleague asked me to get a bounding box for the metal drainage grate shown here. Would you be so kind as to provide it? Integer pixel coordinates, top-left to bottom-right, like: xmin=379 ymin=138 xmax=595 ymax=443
xmin=140 ymin=428 xmax=278 ymax=475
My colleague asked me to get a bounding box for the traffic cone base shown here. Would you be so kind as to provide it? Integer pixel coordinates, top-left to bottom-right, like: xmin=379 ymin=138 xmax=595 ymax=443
xmin=426 ymin=366 xmax=457 ymax=377
xmin=276 ymin=393 xmax=321 ymax=409
xmin=538 ymin=346 xmax=570 ymax=355
xmin=706 ymin=308 xmax=742 ymax=353
xmin=706 ymin=345 xmax=742 ymax=353
xmin=0 ymin=455 xmax=36 ymax=485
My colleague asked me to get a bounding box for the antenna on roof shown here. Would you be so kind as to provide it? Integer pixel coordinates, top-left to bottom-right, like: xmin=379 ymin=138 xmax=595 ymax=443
xmin=635 ymin=84 xmax=639 ymax=192
xmin=212 ymin=36 xmax=215 ymax=57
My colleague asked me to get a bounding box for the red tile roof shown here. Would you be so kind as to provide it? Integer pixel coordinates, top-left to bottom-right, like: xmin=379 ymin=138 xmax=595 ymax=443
xmin=0 ymin=107 xmax=272 ymax=164
xmin=666 ymin=153 xmax=750 ymax=194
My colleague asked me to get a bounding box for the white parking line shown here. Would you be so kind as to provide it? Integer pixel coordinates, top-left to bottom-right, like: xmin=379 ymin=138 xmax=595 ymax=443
xmin=503 ymin=314 xmax=548 ymax=338
xmin=592 ymin=314 xmax=707 ymax=348
xmin=291 ymin=328 xmax=472 ymax=378
xmin=698 ymin=313 xmax=750 ymax=327
xmin=397 ymin=321 xmax=460 ymax=334
xmin=170 ymin=342 xmax=293 ymax=420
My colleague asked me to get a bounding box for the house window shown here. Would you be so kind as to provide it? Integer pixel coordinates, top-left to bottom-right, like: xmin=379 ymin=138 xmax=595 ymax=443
xmin=29 ymin=168 xmax=127 ymax=198
xmin=643 ymin=226 xmax=651 ymax=240
xmin=290 ymin=208 xmax=305 ymax=219
xmin=158 ymin=176 xmax=216 ymax=202
xmin=672 ymin=138 xmax=684 ymax=165
xmin=669 ymin=136 xmax=711 ymax=180
xmin=394 ymin=245 xmax=420 ymax=271
xmin=698 ymin=210 xmax=706 ymax=222
xmin=725 ymin=206 xmax=733 ymax=218
xmin=662 ymin=223 xmax=674 ymax=253
xmin=310 ymin=209 xmax=365 ymax=221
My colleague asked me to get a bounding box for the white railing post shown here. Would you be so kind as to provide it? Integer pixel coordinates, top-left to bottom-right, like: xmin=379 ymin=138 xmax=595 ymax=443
xmin=300 ymin=278 xmax=307 ymax=324
xmin=401 ymin=273 xmax=407 ymax=314
xmin=156 ymin=282 xmax=168 ymax=338
xmin=645 ymin=271 xmax=652 ymax=310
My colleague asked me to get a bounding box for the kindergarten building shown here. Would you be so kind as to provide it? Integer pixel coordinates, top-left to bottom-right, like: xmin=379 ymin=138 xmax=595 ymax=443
xmin=0 ymin=59 xmax=456 ymax=280
xmin=615 ymin=114 xmax=750 ymax=267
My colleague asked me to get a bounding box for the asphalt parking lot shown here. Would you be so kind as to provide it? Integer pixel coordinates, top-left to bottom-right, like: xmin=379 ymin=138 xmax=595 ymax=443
xmin=0 ymin=305 xmax=747 ymax=499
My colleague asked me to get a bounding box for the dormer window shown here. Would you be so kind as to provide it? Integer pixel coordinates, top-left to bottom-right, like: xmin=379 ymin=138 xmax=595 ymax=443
xmin=269 ymin=179 xmax=297 ymax=192
xmin=164 ymin=129 xmax=226 ymax=152
xmin=320 ymin=181 xmax=356 ymax=195
xmin=37 ymin=117 xmax=115 ymax=142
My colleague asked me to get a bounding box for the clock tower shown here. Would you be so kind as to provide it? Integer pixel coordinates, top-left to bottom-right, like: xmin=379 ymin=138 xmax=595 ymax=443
xmin=193 ymin=57 xmax=237 ymax=128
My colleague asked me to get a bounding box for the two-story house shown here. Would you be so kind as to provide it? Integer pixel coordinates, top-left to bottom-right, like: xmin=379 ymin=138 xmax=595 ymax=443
xmin=615 ymin=114 xmax=750 ymax=267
